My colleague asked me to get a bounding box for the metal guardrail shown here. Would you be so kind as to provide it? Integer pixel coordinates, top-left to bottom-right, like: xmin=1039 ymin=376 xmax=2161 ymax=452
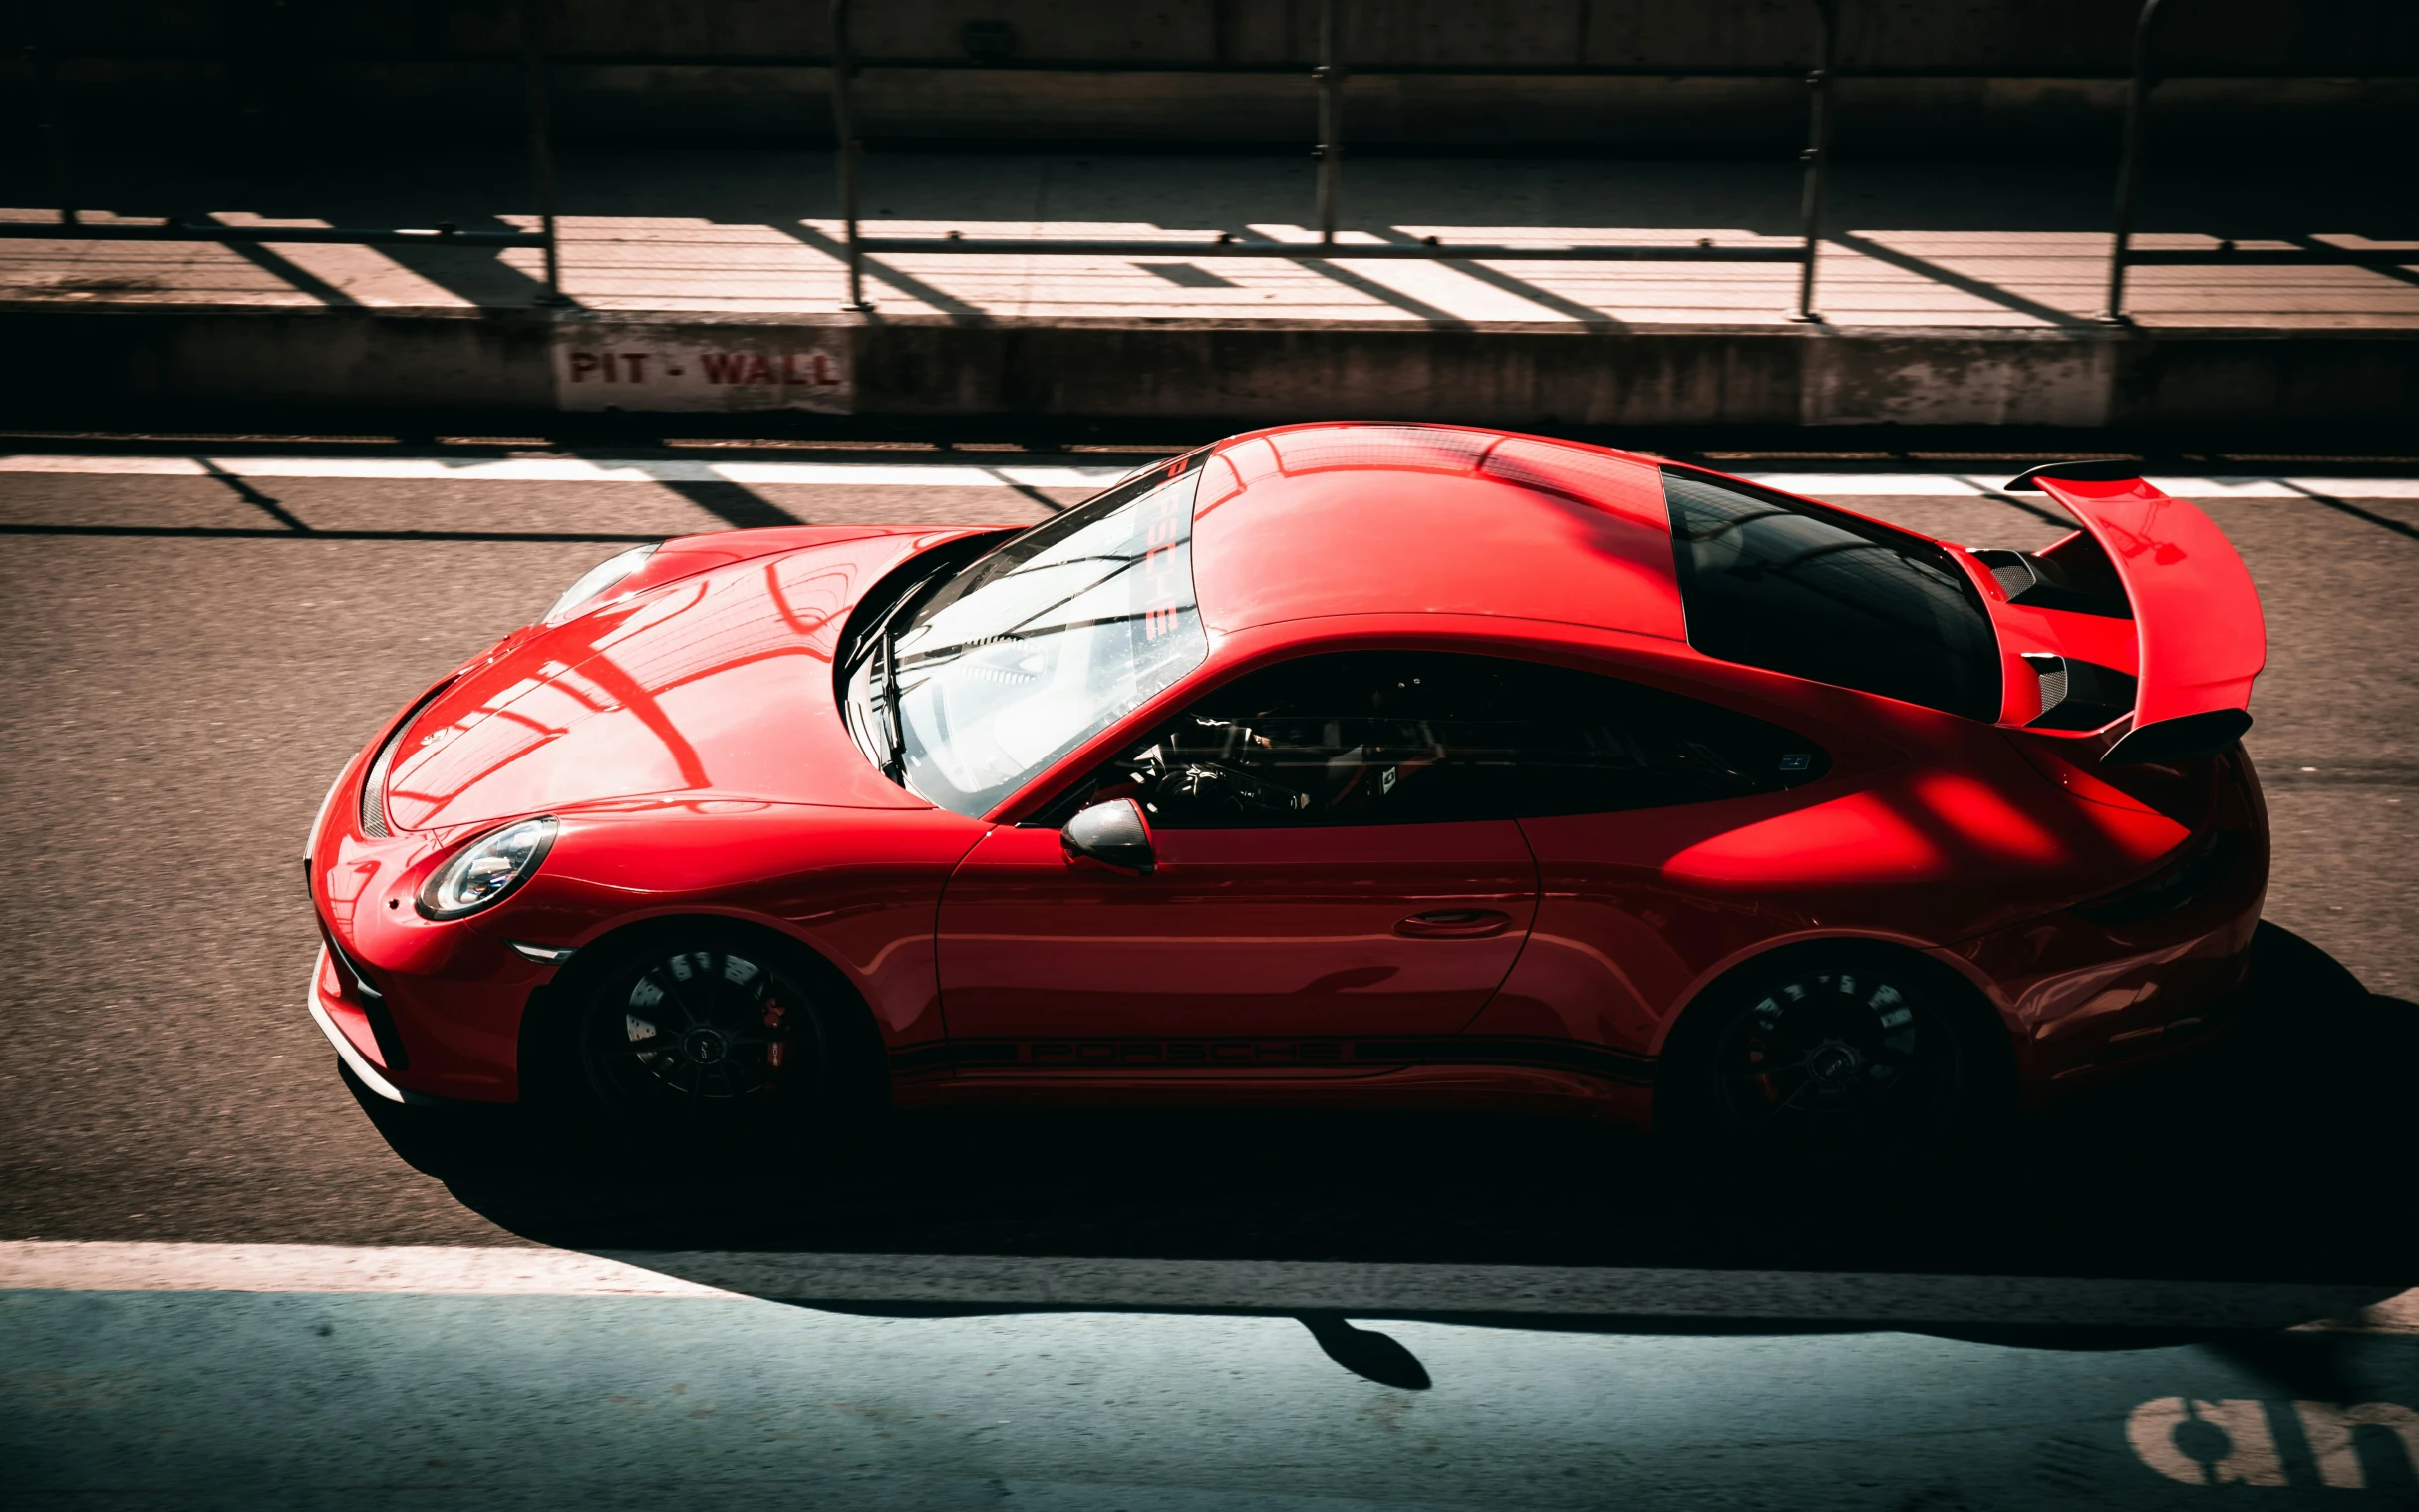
xmin=14 ymin=0 xmax=2414 ymax=322
xmin=829 ymin=0 xmax=2413 ymax=324
xmin=2096 ymin=0 xmax=2416 ymax=320
xmin=829 ymin=0 xmax=1844 ymax=322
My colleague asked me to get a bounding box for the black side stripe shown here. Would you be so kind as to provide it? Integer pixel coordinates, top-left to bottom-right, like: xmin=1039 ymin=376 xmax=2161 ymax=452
xmin=890 ymin=1041 xmax=1017 ymax=1074
xmin=1362 ymin=1037 xmax=1654 ymax=1084
xmin=888 ymin=1036 xmax=1653 ymax=1085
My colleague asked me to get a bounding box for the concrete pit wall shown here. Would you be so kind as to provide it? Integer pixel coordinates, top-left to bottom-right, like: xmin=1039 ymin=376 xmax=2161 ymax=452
xmin=6 ymin=307 xmax=2413 ymax=431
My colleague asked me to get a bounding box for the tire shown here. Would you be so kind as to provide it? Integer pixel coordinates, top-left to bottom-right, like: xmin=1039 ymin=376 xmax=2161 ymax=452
xmin=522 ymin=921 xmax=886 ymax=1137
xmin=1657 ymin=947 xmax=2009 ymax=1156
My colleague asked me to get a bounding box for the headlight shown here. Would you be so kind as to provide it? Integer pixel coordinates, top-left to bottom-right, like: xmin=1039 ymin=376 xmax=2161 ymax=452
xmin=543 ymin=545 xmax=657 ymax=625
xmin=417 ymin=817 xmax=557 ymax=920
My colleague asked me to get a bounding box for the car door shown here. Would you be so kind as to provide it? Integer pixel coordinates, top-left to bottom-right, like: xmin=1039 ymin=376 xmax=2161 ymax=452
xmin=935 ymin=651 xmax=1545 ymax=1047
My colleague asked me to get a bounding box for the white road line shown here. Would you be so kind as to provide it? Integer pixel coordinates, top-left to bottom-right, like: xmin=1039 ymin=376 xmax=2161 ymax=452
xmin=1741 ymin=472 xmax=2419 ymax=500
xmin=0 ymin=454 xmax=1135 ymax=487
xmin=0 ymin=1242 xmax=729 ymax=1297
xmin=2 ymin=1242 xmax=2412 ymax=1334
xmin=3 ymin=454 xmax=2418 ymax=498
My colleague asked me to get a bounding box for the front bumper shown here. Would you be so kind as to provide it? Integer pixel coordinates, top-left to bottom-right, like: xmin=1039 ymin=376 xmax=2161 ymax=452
xmin=307 ymin=731 xmax=563 ymax=1104
xmin=306 ymin=946 xmax=431 ymax=1105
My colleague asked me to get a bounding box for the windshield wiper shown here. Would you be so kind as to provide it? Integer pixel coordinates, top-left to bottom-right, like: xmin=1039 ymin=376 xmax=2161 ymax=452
xmin=873 ymin=616 xmax=907 ymax=782
xmin=848 ymin=560 xmax=957 ymax=785
xmin=899 ymin=608 xmax=1170 ymax=671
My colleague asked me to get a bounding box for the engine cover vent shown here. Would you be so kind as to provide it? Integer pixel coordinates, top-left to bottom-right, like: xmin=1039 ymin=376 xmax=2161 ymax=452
xmin=2023 ymin=653 xmax=2136 ymax=731
xmin=1972 ymin=547 xmax=2131 ymax=619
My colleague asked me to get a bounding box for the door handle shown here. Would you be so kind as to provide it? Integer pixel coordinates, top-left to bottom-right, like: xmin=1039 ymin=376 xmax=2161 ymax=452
xmin=1393 ymin=908 xmax=1513 ymax=940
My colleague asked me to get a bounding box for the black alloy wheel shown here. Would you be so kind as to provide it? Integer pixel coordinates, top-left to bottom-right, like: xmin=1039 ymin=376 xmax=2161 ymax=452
xmin=576 ymin=940 xmax=827 ymax=1119
xmin=1674 ymin=960 xmax=1985 ymax=1148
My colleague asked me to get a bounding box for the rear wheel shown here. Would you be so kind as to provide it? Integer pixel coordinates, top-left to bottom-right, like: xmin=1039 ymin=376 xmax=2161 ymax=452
xmin=1661 ymin=950 xmax=2006 ymax=1153
xmin=526 ymin=924 xmax=883 ymax=1135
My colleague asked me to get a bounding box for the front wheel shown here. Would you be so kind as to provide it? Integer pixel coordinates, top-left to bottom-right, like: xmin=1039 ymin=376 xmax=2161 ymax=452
xmin=1659 ymin=952 xmax=2006 ymax=1152
xmin=526 ymin=925 xmax=882 ymax=1135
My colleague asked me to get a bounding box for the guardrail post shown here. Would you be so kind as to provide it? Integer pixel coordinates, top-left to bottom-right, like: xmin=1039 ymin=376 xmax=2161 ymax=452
xmin=2102 ymin=0 xmax=2167 ymax=323
xmin=27 ymin=6 xmax=76 ymax=223
xmin=831 ymin=0 xmax=872 ymax=310
xmin=516 ymin=0 xmax=569 ymax=306
xmin=1315 ymin=0 xmax=1344 ymax=246
xmin=1793 ymin=0 xmax=1836 ymax=321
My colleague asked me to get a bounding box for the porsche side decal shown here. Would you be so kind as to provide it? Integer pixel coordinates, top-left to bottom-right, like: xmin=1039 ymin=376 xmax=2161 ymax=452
xmin=889 ymin=1036 xmax=1654 ymax=1084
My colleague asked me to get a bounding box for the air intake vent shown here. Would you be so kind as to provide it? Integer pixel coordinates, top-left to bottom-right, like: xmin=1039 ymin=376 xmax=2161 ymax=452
xmin=2023 ymin=653 xmax=2135 ymax=731
xmin=358 ymin=678 xmax=456 ymax=839
xmin=313 ymin=910 xmax=411 ymax=1069
xmin=359 ymin=755 xmax=393 ymax=839
xmin=2029 ymin=653 xmax=2071 ymax=715
xmin=1970 ymin=546 xmax=2130 ymax=619
xmin=1978 ymin=551 xmax=2038 ymax=601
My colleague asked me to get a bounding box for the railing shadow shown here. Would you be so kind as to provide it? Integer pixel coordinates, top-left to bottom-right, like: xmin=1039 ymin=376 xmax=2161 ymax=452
xmin=352 ymin=919 xmax=2417 ymax=1301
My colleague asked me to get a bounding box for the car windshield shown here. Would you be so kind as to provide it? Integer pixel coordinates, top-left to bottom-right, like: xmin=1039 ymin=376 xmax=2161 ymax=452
xmin=1662 ymin=467 xmax=2002 ymax=721
xmin=850 ymin=452 xmax=1210 ymax=816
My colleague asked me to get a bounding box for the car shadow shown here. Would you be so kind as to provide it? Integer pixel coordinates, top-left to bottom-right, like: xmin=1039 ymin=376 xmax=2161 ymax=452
xmin=355 ymin=919 xmax=2415 ymax=1292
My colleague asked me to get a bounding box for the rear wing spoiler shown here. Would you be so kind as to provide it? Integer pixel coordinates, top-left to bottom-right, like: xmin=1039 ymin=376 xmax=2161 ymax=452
xmin=2005 ymin=461 xmax=2267 ymax=764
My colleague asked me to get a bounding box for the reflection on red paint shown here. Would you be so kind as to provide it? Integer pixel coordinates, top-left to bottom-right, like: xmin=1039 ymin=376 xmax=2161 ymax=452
xmin=382 ymin=529 xmax=981 ymax=830
xmin=1910 ymin=771 xmax=2065 ymax=865
xmin=1663 ymin=792 xmax=1944 ymax=885
xmin=1192 ymin=425 xmax=1683 ymax=640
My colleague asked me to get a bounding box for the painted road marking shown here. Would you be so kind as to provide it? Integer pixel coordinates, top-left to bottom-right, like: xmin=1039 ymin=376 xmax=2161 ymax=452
xmin=2131 ymin=1398 xmax=2419 ymax=1489
xmin=4 ymin=454 xmax=2419 ymax=497
xmin=554 ymin=324 xmax=851 ymax=415
xmin=2 ymin=1243 xmax=2413 ymax=1335
xmin=2296 ymin=1402 xmax=2419 ymax=1489
xmin=2132 ymin=1399 xmax=2292 ymax=1485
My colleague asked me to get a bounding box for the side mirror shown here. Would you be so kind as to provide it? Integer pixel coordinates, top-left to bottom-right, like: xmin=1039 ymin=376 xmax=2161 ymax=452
xmin=1061 ymin=797 xmax=1155 ymax=875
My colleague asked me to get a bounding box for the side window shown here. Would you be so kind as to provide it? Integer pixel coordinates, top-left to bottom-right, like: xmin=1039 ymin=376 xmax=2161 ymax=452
xmin=1063 ymin=652 xmax=1827 ymax=828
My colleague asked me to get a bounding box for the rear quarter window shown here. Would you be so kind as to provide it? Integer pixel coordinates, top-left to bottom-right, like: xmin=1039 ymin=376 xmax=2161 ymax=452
xmin=1662 ymin=468 xmax=2001 ymax=721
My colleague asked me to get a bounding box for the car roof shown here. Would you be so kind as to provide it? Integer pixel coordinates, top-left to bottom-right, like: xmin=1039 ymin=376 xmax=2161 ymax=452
xmin=1190 ymin=423 xmax=1688 ymax=642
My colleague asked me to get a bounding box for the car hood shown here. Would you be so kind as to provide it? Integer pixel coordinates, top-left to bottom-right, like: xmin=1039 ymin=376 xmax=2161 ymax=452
xmin=381 ymin=527 xmax=983 ymax=832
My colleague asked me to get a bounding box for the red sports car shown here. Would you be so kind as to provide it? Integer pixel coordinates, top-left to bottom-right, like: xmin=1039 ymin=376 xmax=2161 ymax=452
xmin=305 ymin=424 xmax=2268 ymax=1144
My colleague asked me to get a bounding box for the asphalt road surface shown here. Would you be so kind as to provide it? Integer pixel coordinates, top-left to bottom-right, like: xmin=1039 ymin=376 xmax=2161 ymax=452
xmin=3 ymin=442 xmax=2416 ymax=1508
